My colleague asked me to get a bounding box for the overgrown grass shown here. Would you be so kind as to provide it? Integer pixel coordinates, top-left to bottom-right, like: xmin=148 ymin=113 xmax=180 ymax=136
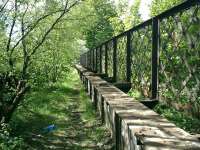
xmin=128 ymin=88 xmax=200 ymax=134
xmin=128 ymin=89 xmax=143 ymax=99
xmin=79 ymin=86 xmax=110 ymax=142
xmin=153 ymin=104 xmax=200 ymax=134
xmin=9 ymin=69 xmax=112 ymax=149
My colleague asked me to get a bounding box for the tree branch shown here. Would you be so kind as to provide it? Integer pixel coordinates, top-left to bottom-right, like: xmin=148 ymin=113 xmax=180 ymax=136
xmin=6 ymin=0 xmax=17 ymax=52
xmin=0 ymin=0 xmax=9 ymax=13
xmin=30 ymin=0 xmax=80 ymax=56
xmin=21 ymin=5 xmax=29 ymax=79
xmin=59 ymin=14 xmax=96 ymax=22
xmin=10 ymin=8 xmax=68 ymax=55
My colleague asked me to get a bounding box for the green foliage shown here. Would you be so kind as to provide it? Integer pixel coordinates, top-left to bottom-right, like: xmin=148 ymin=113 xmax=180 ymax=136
xmin=115 ymin=0 xmax=142 ymax=30
xmin=149 ymin=0 xmax=200 ymax=119
xmin=154 ymin=104 xmax=200 ymax=134
xmin=0 ymin=0 xmax=198 ymax=144
xmin=0 ymin=0 xmax=83 ymax=122
xmin=128 ymin=89 xmax=143 ymax=100
xmin=0 ymin=123 xmax=26 ymax=150
xmin=129 ymin=0 xmax=142 ymax=26
xmin=10 ymin=70 xmax=112 ymax=149
xmin=150 ymin=0 xmax=184 ymax=16
xmin=84 ymin=0 xmax=123 ymax=49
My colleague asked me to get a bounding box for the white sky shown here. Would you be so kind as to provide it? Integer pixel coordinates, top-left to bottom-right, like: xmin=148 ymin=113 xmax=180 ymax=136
xmin=1 ymin=0 xmax=152 ymax=20
xmin=139 ymin=0 xmax=152 ymax=20
xmin=114 ymin=0 xmax=152 ymax=20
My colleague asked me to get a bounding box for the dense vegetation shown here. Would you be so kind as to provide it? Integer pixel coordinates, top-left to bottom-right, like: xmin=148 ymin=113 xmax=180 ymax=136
xmin=0 ymin=0 xmax=199 ymax=149
xmin=0 ymin=0 xmax=122 ymax=123
xmin=82 ymin=0 xmax=200 ymax=135
xmin=0 ymin=0 xmax=126 ymax=148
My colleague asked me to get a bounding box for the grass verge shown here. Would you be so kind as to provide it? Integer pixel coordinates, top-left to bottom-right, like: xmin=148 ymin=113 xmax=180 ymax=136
xmin=9 ymin=69 xmax=113 ymax=150
xmin=128 ymin=89 xmax=200 ymax=134
xmin=153 ymin=104 xmax=200 ymax=134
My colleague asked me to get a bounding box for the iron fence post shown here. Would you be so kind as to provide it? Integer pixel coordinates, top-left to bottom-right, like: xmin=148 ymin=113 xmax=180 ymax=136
xmin=91 ymin=49 xmax=94 ymax=71
xmin=100 ymin=46 xmax=102 ymax=73
xmin=86 ymin=52 xmax=88 ymax=69
xmin=97 ymin=48 xmax=99 ymax=73
xmin=126 ymin=32 xmax=132 ymax=82
xmin=88 ymin=52 xmax=89 ymax=69
xmin=113 ymin=38 xmax=117 ymax=82
xmin=88 ymin=50 xmax=90 ymax=70
xmin=105 ymin=43 xmax=108 ymax=75
xmin=151 ymin=18 xmax=160 ymax=100
xmin=90 ymin=50 xmax=92 ymax=70
xmin=95 ymin=48 xmax=98 ymax=73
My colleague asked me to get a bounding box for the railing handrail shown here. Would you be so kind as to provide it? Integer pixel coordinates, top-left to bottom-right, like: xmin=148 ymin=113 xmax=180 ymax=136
xmin=92 ymin=0 xmax=199 ymax=49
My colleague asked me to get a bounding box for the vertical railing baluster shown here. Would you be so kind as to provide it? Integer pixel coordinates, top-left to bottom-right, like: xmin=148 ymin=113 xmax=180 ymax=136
xmin=126 ymin=32 xmax=132 ymax=82
xmin=100 ymin=45 xmax=102 ymax=73
xmin=90 ymin=51 xmax=91 ymax=70
xmin=94 ymin=49 xmax=95 ymax=72
xmin=84 ymin=54 xmax=87 ymax=67
xmin=84 ymin=53 xmax=87 ymax=68
xmin=83 ymin=54 xmax=85 ymax=67
xmin=90 ymin=50 xmax=92 ymax=70
xmin=80 ymin=55 xmax=81 ymax=65
xmin=90 ymin=50 xmax=91 ymax=70
xmin=87 ymin=53 xmax=88 ymax=68
xmin=88 ymin=52 xmax=89 ymax=69
xmin=152 ymin=18 xmax=160 ymax=100
xmin=79 ymin=55 xmax=83 ymax=66
xmin=88 ymin=50 xmax=90 ymax=70
xmin=87 ymin=52 xmax=88 ymax=68
xmin=95 ymin=48 xmax=98 ymax=73
xmin=105 ymin=43 xmax=108 ymax=76
xmin=92 ymin=49 xmax=95 ymax=72
xmin=87 ymin=52 xmax=89 ymax=68
xmin=113 ymin=38 xmax=117 ymax=82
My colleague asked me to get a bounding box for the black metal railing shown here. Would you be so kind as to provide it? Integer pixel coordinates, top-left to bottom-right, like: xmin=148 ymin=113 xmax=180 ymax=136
xmin=80 ymin=0 xmax=200 ymax=104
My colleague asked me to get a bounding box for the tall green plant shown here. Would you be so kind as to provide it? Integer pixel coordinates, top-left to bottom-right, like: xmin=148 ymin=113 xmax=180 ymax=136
xmin=0 ymin=0 xmax=81 ymax=123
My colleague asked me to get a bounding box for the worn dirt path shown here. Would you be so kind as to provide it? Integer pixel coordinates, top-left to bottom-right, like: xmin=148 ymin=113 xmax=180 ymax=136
xmin=12 ymin=70 xmax=114 ymax=150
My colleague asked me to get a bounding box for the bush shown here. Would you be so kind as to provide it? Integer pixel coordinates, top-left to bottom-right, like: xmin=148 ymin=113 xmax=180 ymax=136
xmin=0 ymin=123 xmax=26 ymax=150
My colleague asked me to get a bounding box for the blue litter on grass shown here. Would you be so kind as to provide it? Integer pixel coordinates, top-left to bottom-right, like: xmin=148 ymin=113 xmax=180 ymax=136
xmin=42 ymin=124 xmax=56 ymax=133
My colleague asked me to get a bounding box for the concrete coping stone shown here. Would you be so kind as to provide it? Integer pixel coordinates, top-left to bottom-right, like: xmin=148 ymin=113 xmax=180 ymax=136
xmin=75 ymin=64 xmax=200 ymax=149
xmin=137 ymin=136 xmax=200 ymax=148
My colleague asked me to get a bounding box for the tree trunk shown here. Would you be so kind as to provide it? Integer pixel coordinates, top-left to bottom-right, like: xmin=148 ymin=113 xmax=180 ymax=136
xmin=0 ymin=80 xmax=28 ymax=123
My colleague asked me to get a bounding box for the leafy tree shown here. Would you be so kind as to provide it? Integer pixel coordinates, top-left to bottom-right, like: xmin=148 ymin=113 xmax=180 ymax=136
xmin=0 ymin=0 xmax=81 ymax=123
xmin=84 ymin=0 xmax=124 ymax=49
xmin=130 ymin=0 xmax=142 ymax=26
xmin=150 ymin=0 xmax=184 ymax=16
xmin=114 ymin=0 xmax=142 ymax=30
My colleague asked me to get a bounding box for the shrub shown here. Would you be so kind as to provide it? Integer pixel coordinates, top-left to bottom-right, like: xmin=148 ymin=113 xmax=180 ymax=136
xmin=0 ymin=123 xmax=26 ymax=150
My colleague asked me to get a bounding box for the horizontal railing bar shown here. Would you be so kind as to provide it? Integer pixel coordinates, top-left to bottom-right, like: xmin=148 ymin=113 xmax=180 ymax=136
xmin=125 ymin=19 xmax=152 ymax=35
xmin=91 ymin=0 xmax=199 ymax=50
xmin=98 ymin=19 xmax=152 ymax=48
xmin=155 ymin=0 xmax=200 ymax=20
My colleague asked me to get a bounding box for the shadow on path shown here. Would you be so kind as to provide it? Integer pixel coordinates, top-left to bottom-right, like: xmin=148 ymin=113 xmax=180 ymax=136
xmin=12 ymin=71 xmax=114 ymax=150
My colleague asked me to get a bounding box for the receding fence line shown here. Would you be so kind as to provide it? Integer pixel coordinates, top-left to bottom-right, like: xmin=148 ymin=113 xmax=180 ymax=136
xmin=80 ymin=0 xmax=200 ymax=115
